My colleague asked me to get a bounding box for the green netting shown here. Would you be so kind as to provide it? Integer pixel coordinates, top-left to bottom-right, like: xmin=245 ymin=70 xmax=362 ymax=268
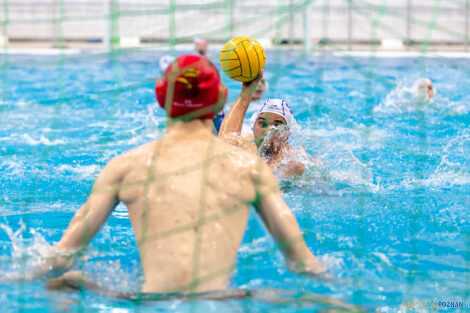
xmin=0 ymin=0 xmax=469 ymax=312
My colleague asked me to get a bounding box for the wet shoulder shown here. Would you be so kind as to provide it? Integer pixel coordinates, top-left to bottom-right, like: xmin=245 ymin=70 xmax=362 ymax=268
xmin=211 ymin=137 xmax=269 ymax=184
xmin=213 ymin=137 xmax=260 ymax=166
xmin=110 ymin=140 xmax=160 ymax=180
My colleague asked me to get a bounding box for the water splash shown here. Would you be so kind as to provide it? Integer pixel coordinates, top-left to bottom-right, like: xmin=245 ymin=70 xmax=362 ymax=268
xmin=21 ymin=134 xmax=66 ymax=146
xmin=0 ymin=219 xmax=53 ymax=281
xmin=0 ymin=219 xmax=141 ymax=294
xmin=271 ymin=124 xmax=376 ymax=194
xmin=374 ymin=77 xmax=432 ymax=114
xmin=401 ymin=128 xmax=470 ymax=189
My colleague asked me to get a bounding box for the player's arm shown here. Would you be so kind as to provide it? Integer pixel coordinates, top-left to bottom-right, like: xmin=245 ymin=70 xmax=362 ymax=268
xmin=280 ymin=147 xmax=307 ymax=177
xmin=218 ymin=73 xmax=263 ymax=147
xmin=252 ymin=159 xmax=324 ymax=276
xmin=35 ymin=156 xmax=125 ymax=276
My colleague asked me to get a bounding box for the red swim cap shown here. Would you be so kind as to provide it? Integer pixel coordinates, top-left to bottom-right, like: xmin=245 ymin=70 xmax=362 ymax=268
xmin=155 ymin=55 xmax=227 ymax=120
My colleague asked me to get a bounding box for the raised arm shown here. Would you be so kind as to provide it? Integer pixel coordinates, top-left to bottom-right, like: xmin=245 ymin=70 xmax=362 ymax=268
xmin=218 ymin=73 xmax=263 ymax=147
xmin=252 ymin=159 xmax=324 ymax=276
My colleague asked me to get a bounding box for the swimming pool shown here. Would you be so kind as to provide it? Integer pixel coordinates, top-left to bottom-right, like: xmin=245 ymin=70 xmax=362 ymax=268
xmin=0 ymin=50 xmax=469 ymax=312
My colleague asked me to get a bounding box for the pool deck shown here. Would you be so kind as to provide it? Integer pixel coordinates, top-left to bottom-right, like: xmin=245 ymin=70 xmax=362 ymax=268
xmin=2 ymin=41 xmax=470 ymax=58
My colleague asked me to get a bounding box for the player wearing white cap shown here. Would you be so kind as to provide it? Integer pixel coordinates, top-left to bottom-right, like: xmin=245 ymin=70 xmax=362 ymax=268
xmin=413 ymin=78 xmax=435 ymax=100
xmin=158 ymin=55 xmax=175 ymax=74
xmin=218 ymin=74 xmax=306 ymax=177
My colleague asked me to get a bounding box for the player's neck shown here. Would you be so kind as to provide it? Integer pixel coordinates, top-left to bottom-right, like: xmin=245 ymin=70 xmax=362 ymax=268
xmin=166 ymin=119 xmax=214 ymax=136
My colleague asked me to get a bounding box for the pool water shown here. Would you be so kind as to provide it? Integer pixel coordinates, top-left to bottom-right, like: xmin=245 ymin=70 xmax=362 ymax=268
xmin=0 ymin=50 xmax=469 ymax=312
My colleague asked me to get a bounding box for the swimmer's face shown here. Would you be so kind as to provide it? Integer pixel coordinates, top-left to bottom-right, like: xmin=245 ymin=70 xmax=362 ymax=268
xmin=195 ymin=39 xmax=208 ymax=56
xmin=418 ymin=80 xmax=434 ymax=99
xmin=426 ymin=81 xmax=435 ymax=99
xmin=252 ymin=79 xmax=267 ymax=101
xmin=253 ymin=112 xmax=288 ymax=148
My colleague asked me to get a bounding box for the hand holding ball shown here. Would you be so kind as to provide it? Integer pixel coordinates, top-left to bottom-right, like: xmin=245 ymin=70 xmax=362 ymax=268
xmin=220 ymin=37 xmax=265 ymax=83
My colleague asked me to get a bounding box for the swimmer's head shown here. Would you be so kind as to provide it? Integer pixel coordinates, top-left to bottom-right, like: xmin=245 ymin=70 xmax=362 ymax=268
xmin=252 ymin=78 xmax=268 ymax=101
xmin=158 ymin=55 xmax=175 ymax=73
xmin=251 ymin=99 xmax=295 ymax=148
xmin=194 ymin=37 xmax=208 ymax=56
xmin=155 ymin=54 xmax=228 ymax=121
xmin=413 ymin=78 xmax=435 ymax=100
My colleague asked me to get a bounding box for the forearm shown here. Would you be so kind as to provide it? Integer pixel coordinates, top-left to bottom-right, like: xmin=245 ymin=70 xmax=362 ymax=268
xmin=56 ymin=206 xmax=94 ymax=250
xmin=56 ymin=199 xmax=114 ymax=250
xmin=258 ymin=194 xmax=323 ymax=274
xmin=218 ymin=73 xmax=263 ymax=141
xmin=218 ymin=93 xmax=252 ymax=139
xmin=40 ymin=204 xmax=105 ymax=276
xmin=268 ymin=211 xmax=312 ymax=262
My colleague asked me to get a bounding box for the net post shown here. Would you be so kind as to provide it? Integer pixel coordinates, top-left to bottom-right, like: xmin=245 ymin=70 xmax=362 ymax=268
xmin=224 ymin=0 xmax=233 ymax=41
xmin=465 ymin=0 xmax=469 ymax=52
xmin=303 ymin=0 xmax=313 ymax=53
xmin=229 ymin=0 xmax=234 ymax=39
xmin=289 ymin=0 xmax=294 ymax=46
xmin=52 ymin=0 xmax=57 ymax=48
xmin=103 ymin=0 xmax=111 ymax=51
xmin=406 ymin=0 xmax=411 ymax=51
xmin=348 ymin=0 xmax=353 ymax=50
xmin=169 ymin=0 xmax=176 ymax=53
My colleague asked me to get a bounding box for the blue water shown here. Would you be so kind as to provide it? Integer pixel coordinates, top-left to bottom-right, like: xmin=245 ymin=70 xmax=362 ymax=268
xmin=0 ymin=50 xmax=469 ymax=312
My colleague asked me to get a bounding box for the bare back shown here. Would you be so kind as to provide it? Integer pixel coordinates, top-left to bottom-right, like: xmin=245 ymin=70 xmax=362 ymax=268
xmin=116 ymin=120 xmax=261 ymax=293
xmin=52 ymin=119 xmax=322 ymax=295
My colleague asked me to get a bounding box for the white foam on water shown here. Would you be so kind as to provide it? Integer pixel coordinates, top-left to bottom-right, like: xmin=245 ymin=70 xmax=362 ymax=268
xmin=57 ymin=164 xmax=101 ymax=179
xmin=268 ymin=122 xmax=379 ymax=193
xmin=314 ymin=140 xmax=376 ymax=190
xmin=0 ymin=219 xmax=53 ymax=281
xmin=402 ymin=129 xmax=470 ymax=189
xmin=2 ymin=157 xmax=26 ymax=177
xmin=374 ymin=76 xmax=470 ymax=117
xmin=112 ymin=203 xmax=129 ymax=219
xmin=239 ymin=237 xmax=271 ymax=256
xmin=374 ymin=78 xmax=427 ymax=114
xmin=21 ymin=134 xmax=66 ymax=146
xmin=85 ymin=259 xmax=141 ymax=294
xmin=0 ymin=219 xmax=140 ymax=294
xmin=319 ymin=253 xmax=345 ymax=275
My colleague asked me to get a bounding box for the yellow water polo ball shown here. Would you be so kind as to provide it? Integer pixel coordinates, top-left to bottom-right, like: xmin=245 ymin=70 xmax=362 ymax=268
xmin=220 ymin=37 xmax=266 ymax=83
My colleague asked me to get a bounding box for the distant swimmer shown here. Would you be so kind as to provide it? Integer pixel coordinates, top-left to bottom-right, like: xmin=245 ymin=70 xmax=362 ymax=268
xmin=252 ymin=77 xmax=268 ymax=102
xmin=218 ymin=75 xmax=308 ymax=177
xmin=158 ymin=54 xmax=175 ymax=74
xmin=413 ymin=78 xmax=435 ymax=100
xmin=31 ymin=55 xmax=325 ymax=294
xmin=194 ymin=37 xmax=208 ymax=57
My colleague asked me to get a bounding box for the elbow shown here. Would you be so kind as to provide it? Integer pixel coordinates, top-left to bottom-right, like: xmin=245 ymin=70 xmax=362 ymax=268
xmin=218 ymin=133 xmax=239 ymax=147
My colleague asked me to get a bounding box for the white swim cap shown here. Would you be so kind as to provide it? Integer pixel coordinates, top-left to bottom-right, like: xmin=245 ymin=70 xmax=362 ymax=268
xmin=159 ymin=55 xmax=175 ymax=73
xmin=412 ymin=78 xmax=435 ymax=98
xmin=250 ymin=98 xmax=295 ymax=130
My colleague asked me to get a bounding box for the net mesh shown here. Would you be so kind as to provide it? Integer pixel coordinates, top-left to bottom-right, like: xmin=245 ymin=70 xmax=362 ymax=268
xmin=0 ymin=0 xmax=469 ymax=311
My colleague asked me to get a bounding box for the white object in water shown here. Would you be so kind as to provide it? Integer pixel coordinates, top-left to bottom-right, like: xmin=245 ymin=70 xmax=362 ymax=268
xmin=381 ymin=38 xmax=404 ymax=50
xmin=413 ymin=78 xmax=435 ymax=99
xmin=0 ymin=35 xmax=8 ymax=47
xmin=120 ymin=36 xmax=141 ymax=48
xmin=159 ymin=55 xmax=175 ymax=73
xmin=257 ymin=37 xmax=273 ymax=50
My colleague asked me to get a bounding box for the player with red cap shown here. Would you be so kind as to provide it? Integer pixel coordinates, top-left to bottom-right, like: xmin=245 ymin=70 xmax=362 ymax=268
xmin=155 ymin=54 xmax=228 ymax=121
xmin=30 ymin=54 xmax=326 ymax=297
